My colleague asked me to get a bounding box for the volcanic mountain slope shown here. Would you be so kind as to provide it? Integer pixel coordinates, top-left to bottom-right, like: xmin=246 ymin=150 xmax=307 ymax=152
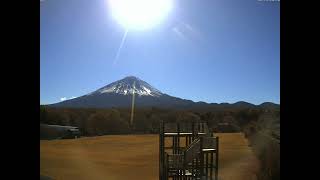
xmin=49 ymin=76 xmax=280 ymax=109
xmin=50 ymin=76 xmax=195 ymax=108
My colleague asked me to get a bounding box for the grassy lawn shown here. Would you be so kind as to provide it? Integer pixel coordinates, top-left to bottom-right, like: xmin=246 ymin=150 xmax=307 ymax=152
xmin=40 ymin=133 xmax=259 ymax=180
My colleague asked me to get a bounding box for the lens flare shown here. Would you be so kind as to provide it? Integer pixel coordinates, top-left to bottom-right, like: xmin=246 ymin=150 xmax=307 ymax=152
xmin=108 ymin=0 xmax=173 ymax=30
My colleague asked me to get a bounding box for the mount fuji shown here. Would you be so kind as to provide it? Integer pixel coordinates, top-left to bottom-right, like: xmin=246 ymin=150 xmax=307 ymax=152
xmin=49 ymin=76 xmax=279 ymax=109
xmin=50 ymin=76 xmax=196 ymax=108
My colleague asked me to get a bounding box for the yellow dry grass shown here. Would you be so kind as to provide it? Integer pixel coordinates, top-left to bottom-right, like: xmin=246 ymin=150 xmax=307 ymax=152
xmin=40 ymin=133 xmax=259 ymax=180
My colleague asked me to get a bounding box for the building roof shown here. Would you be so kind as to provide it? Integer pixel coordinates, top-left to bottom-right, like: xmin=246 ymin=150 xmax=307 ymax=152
xmin=40 ymin=124 xmax=79 ymax=129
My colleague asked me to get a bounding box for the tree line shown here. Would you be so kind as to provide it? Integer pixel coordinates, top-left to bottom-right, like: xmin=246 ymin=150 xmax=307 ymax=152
xmin=40 ymin=105 xmax=279 ymax=136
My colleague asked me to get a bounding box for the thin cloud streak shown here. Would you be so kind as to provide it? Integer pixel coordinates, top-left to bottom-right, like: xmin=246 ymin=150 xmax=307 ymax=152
xmin=172 ymin=27 xmax=187 ymax=40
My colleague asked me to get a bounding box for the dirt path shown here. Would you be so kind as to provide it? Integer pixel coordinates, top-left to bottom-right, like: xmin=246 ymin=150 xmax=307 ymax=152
xmin=40 ymin=133 xmax=259 ymax=180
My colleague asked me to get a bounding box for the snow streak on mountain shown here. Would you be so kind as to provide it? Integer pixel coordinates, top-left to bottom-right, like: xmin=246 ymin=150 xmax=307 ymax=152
xmin=89 ymin=76 xmax=163 ymax=97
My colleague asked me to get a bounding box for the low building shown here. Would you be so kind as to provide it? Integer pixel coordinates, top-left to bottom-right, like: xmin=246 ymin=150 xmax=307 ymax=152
xmin=63 ymin=127 xmax=81 ymax=139
xmin=40 ymin=124 xmax=81 ymax=140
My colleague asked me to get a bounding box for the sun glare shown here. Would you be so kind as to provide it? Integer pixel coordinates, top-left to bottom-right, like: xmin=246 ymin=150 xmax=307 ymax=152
xmin=108 ymin=0 xmax=173 ymax=30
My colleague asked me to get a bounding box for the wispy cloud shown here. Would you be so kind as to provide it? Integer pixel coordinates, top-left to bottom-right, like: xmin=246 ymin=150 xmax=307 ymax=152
xmin=183 ymin=22 xmax=202 ymax=40
xmin=172 ymin=27 xmax=187 ymax=40
xmin=172 ymin=21 xmax=202 ymax=42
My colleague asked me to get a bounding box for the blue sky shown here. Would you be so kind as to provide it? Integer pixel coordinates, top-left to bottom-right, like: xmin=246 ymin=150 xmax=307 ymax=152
xmin=40 ymin=0 xmax=280 ymax=105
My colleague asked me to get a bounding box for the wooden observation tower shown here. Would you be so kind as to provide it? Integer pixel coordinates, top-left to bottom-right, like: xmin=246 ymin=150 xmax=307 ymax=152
xmin=159 ymin=121 xmax=219 ymax=180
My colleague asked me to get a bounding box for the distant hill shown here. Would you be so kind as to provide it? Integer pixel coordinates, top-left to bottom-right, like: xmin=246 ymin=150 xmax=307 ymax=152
xmin=259 ymin=102 xmax=280 ymax=109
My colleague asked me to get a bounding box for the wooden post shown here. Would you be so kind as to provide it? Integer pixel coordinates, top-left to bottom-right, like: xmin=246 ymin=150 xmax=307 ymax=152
xmin=200 ymin=136 xmax=204 ymax=178
xmin=191 ymin=157 xmax=194 ymax=180
xmin=195 ymin=156 xmax=199 ymax=180
xmin=173 ymin=136 xmax=175 ymax=154
xmin=215 ymin=137 xmax=219 ymax=180
xmin=210 ymin=151 xmax=213 ymax=179
xmin=186 ymin=136 xmax=188 ymax=148
xmin=183 ymin=151 xmax=186 ymax=180
xmin=177 ymin=123 xmax=180 ymax=154
xmin=173 ymin=136 xmax=176 ymax=154
xmin=192 ymin=122 xmax=195 ymax=141
xmin=206 ymin=152 xmax=209 ymax=180
xmin=159 ymin=121 xmax=164 ymax=180
xmin=159 ymin=121 xmax=162 ymax=180
xmin=166 ymin=153 xmax=169 ymax=180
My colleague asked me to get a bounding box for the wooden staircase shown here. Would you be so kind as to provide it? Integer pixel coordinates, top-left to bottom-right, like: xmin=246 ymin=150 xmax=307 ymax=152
xmin=159 ymin=122 xmax=219 ymax=180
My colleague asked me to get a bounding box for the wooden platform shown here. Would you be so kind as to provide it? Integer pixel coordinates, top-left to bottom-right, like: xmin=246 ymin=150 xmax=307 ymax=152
xmin=164 ymin=132 xmax=206 ymax=136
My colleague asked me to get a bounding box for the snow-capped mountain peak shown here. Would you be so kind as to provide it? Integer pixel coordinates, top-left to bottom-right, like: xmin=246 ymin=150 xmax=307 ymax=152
xmin=91 ymin=76 xmax=163 ymax=97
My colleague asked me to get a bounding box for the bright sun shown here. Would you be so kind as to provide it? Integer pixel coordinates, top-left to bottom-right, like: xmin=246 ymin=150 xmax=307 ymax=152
xmin=108 ymin=0 xmax=173 ymax=30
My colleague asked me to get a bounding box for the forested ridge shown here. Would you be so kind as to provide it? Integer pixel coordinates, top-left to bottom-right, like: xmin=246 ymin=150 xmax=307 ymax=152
xmin=40 ymin=105 xmax=279 ymax=136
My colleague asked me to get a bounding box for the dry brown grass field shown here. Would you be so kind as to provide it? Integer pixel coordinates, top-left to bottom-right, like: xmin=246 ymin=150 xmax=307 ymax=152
xmin=40 ymin=133 xmax=260 ymax=180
